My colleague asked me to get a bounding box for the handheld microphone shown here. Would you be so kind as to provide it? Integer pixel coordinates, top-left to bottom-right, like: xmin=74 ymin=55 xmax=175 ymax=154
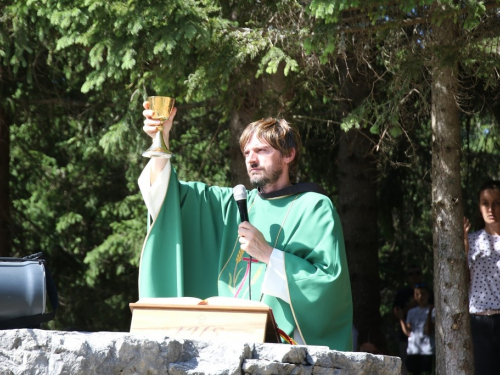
xmin=233 ymin=184 xmax=249 ymax=223
xmin=233 ymin=184 xmax=252 ymax=300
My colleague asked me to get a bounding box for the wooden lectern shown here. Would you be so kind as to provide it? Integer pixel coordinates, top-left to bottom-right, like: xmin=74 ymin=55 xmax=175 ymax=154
xmin=129 ymin=297 xmax=281 ymax=343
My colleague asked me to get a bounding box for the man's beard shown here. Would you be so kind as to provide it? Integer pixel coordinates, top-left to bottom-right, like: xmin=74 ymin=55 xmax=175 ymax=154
xmin=249 ymin=164 xmax=283 ymax=188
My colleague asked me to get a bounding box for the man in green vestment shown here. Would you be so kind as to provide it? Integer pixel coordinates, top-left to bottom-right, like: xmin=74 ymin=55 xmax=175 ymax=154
xmin=139 ymin=104 xmax=353 ymax=351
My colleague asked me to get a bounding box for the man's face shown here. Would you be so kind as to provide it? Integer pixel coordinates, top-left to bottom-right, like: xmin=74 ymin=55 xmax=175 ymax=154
xmin=243 ymin=134 xmax=285 ymax=188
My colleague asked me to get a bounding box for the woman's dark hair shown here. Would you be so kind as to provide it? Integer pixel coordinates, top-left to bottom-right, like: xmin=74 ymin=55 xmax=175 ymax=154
xmin=478 ymin=180 xmax=500 ymax=199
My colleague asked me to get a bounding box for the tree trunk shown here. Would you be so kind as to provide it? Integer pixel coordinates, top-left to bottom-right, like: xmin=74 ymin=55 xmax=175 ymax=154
xmin=338 ymin=128 xmax=381 ymax=347
xmin=336 ymin=56 xmax=383 ymax=350
xmin=0 ymin=98 xmax=10 ymax=257
xmin=431 ymin=8 xmax=474 ymax=374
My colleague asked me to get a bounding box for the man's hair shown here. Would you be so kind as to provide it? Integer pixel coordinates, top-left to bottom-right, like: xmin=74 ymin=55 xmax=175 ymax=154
xmin=239 ymin=117 xmax=302 ymax=181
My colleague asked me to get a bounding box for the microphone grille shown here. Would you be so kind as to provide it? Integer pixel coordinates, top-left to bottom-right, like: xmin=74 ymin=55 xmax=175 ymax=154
xmin=233 ymin=184 xmax=247 ymax=201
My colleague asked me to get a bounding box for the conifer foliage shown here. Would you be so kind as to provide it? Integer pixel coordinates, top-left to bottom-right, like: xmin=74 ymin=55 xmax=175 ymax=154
xmin=1 ymin=3 xmax=500 ymax=372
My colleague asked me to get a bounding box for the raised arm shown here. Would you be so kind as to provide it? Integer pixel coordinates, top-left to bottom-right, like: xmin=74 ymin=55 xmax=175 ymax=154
xmin=394 ymin=306 xmax=411 ymax=337
xmin=464 ymin=217 xmax=471 ymax=255
xmin=463 ymin=217 xmax=472 ymax=283
xmin=142 ymin=101 xmax=177 ymax=185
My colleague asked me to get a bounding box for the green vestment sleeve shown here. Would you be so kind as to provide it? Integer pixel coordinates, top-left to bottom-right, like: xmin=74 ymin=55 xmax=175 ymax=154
xmin=139 ymin=166 xmax=238 ymax=299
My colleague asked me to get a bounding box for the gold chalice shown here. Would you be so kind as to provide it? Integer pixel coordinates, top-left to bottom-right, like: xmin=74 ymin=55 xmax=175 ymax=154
xmin=142 ymin=96 xmax=175 ymax=158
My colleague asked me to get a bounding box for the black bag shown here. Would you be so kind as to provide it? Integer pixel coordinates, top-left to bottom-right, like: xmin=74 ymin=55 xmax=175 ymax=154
xmin=0 ymin=252 xmax=59 ymax=329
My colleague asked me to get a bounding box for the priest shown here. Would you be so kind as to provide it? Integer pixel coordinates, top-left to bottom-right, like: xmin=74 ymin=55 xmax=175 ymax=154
xmin=138 ymin=105 xmax=353 ymax=351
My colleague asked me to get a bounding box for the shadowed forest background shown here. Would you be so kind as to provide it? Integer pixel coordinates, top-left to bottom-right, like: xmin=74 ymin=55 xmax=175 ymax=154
xmin=1 ymin=0 xmax=500 ymax=371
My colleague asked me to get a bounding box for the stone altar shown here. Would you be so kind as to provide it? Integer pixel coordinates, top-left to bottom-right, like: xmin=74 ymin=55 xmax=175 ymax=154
xmin=0 ymin=329 xmax=401 ymax=374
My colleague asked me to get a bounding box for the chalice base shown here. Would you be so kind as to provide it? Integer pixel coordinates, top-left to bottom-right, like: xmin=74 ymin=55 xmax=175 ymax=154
xmin=142 ymin=148 xmax=173 ymax=158
xmin=142 ymin=130 xmax=173 ymax=158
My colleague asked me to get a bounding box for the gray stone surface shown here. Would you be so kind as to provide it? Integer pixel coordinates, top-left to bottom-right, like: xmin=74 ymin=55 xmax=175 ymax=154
xmin=0 ymin=329 xmax=401 ymax=375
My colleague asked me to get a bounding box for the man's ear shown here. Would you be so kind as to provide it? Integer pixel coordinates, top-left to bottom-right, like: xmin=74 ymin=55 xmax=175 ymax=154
xmin=283 ymin=148 xmax=296 ymax=164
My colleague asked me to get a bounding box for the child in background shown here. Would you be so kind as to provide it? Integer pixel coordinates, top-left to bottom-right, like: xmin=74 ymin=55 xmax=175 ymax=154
xmin=396 ymin=283 xmax=435 ymax=375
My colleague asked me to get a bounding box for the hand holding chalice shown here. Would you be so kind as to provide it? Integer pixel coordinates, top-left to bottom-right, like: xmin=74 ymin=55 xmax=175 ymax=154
xmin=142 ymin=96 xmax=176 ymax=158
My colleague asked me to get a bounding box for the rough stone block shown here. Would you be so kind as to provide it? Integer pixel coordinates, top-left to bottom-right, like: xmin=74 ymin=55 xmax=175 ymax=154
xmin=0 ymin=329 xmax=401 ymax=375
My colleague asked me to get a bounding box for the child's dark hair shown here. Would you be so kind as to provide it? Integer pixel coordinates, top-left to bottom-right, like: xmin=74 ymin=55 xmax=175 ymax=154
xmin=414 ymin=282 xmax=430 ymax=293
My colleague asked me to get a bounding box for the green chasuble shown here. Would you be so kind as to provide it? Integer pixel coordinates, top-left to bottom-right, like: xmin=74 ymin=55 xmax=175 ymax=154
xmin=139 ymin=166 xmax=353 ymax=351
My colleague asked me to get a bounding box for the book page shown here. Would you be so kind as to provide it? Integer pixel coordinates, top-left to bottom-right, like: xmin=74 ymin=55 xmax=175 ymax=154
xmin=203 ymin=296 xmax=268 ymax=307
xmin=137 ymin=297 xmax=202 ymax=305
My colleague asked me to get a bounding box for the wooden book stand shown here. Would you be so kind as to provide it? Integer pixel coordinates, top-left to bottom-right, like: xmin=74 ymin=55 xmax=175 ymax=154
xmin=129 ymin=297 xmax=280 ymax=343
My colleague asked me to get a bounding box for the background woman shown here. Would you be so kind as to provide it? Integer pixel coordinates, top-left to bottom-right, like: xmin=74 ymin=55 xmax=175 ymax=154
xmin=464 ymin=180 xmax=500 ymax=375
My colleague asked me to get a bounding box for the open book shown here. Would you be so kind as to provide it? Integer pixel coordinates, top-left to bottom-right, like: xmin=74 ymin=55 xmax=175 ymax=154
xmin=129 ymin=297 xmax=280 ymax=343
xmin=137 ymin=296 xmax=268 ymax=307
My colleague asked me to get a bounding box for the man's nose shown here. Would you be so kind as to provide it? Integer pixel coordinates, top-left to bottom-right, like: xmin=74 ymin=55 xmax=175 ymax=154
xmin=246 ymin=151 xmax=256 ymax=163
